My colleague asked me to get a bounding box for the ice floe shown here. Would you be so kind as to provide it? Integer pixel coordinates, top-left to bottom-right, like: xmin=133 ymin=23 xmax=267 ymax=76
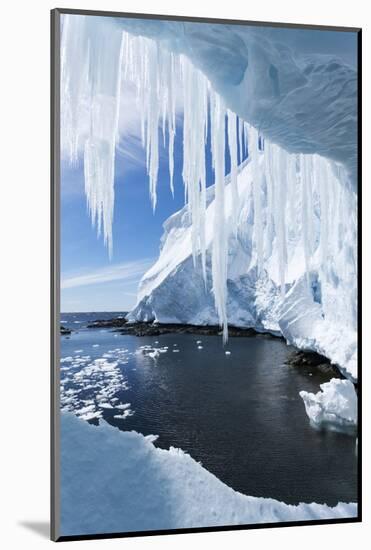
xmin=60 ymin=352 xmax=133 ymax=421
xmin=299 ymin=378 xmax=357 ymax=433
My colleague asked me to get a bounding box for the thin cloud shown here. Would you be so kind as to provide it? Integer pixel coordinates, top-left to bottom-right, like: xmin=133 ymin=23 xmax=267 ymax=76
xmin=61 ymin=258 xmax=153 ymax=290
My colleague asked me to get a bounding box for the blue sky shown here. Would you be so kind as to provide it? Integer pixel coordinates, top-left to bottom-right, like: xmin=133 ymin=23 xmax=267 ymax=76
xmin=62 ymin=124 xmax=185 ymax=312
xmin=61 ymin=95 xmax=217 ymax=312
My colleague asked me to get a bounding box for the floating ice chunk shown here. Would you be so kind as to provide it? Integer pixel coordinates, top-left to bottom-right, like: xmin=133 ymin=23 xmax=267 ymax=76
xmin=61 ymin=357 xmax=73 ymax=363
xmin=116 ymin=403 xmax=131 ymax=410
xmin=299 ymin=378 xmax=357 ymax=433
xmin=225 ymin=351 xmax=231 ymax=355
xmin=74 ymin=350 xmax=83 ymax=353
xmin=197 ymin=346 xmax=203 ymax=350
xmin=196 ymin=340 xmax=202 ymax=344
xmin=173 ymin=349 xmax=180 ymax=353
xmin=155 ymin=341 xmax=159 ymax=344
xmin=99 ymin=403 xmax=114 ymax=409
xmin=113 ymin=410 xmax=133 ymax=420
xmin=92 ymin=344 xmax=100 ymax=348
xmin=76 ymin=405 xmax=96 ymax=416
xmin=79 ymin=411 xmax=103 ymax=421
xmin=148 ymin=349 xmax=161 ymax=359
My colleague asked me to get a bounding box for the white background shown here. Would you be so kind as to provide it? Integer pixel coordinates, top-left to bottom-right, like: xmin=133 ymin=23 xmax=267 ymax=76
xmin=0 ymin=0 xmax=369 ymax=548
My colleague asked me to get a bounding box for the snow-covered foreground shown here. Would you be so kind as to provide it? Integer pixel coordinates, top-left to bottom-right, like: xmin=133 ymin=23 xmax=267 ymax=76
xmin=300 ymin=379 xmax=357 ymax=432
xmin=60 ymin=413 xmax=357 ymax=536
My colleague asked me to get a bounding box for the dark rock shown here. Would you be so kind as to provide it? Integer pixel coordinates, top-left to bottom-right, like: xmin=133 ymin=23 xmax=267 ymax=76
xmin=116 ymin=322 xmax=258 ymax=337
xmin=87 ymin=317 xmax=128 ymax=329
xmin=285 ymin=350 xmax=344 ymax=379
xmin=60 ymin=325 xmax=72 ymax=335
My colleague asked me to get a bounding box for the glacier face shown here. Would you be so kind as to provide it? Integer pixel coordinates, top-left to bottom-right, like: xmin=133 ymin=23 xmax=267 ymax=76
xmin=128 ymin=153 xmax=357 ymax=380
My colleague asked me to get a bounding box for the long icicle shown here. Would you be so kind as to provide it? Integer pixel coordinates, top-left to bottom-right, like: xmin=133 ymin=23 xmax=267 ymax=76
xmin=227 ymin=109 xmax=239 ymax=233
xmin=210 ymin=90 xmax=228 ymax=342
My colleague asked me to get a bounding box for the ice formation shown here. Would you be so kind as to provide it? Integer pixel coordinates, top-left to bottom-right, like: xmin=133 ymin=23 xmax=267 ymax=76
xmin=299 ymin=378 xmax=357 ymax=432
xmin=61 ymin=16 xmax=357 ymax=377
xmin=60 ymin=412 xmax=357 ymax=536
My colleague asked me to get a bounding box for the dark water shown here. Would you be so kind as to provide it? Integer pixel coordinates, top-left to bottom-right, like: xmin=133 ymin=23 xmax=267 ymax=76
xmin=60 ymin=312 xmax=357 ymax=506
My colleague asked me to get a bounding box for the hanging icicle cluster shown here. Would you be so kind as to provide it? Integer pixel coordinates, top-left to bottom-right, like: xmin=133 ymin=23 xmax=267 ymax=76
xmin=120 ymin=33 xmax=256 ymax=341
xmin=61 ymin=23 xmax=355 ymax=341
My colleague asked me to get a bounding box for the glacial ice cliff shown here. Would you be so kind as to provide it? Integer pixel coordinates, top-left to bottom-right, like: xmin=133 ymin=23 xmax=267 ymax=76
xmin=61 ymin=15 xmax=358 ymax=379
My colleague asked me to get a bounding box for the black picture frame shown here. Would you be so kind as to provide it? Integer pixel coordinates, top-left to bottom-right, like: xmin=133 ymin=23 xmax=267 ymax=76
xmin=51 ymin=8 xmax=362 ymax=542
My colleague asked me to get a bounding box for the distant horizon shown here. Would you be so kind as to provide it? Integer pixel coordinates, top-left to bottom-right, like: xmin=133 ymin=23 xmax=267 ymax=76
xmin=61 ymin=310 xmax=129 ymax=314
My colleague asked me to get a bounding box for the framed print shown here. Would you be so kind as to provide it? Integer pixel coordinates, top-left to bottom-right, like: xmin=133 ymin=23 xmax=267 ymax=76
xmin=51 ymin=8 xmax=361 ymax=541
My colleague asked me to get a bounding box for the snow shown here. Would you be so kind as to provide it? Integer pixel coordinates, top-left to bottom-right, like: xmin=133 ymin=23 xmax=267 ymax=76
xmin=60 ymin=413 xmax=356 ymax=536
xmin=299 ymin=378 xmax=357 ymax=432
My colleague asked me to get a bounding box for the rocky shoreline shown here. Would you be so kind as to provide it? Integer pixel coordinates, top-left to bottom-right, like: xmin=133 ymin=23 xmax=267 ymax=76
xmin=285 ymin=350 xmax=345 ymax=380
xmin=86 ymin=317 xmax=258 ymax=337
xmin=87 ymin=318 xmax=128 ymax=329
xmin=61 ymin=317 xmax=346 ymax=380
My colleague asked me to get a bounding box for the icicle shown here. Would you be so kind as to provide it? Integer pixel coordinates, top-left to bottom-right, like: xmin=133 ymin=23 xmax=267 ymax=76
xmin=317 ymin=155 xmax=329 ymax=267
xmin=167 ymin=52 xmax=176 ymax=196
xmin=275 ymin=146 xmax=288 ymax=295
xmin=287 ymin=153 xmax=297 ymax=230
xmin=61 ymin=16 xmax=125 ymax=256
xmin=238 ymin=117 xmax=244 ymax=164
xmin=180 ymin=55 xmax=208 ymax=279
xmin=227 ymin=110 xmax=239 ymax=233
xmin=263 ymin=141 xmax=274 ymax=260
xmin=300 ymin=154 xmax=311 ymax=285
xmin=305 ymin=155 xmax=315 ymax=256
xmin=210 ymin=91 xmax=228 ymax=342
xmin=250 ymin=126 xmax=264 ymax=274
xmin=244 ymin=121 xmax=249 ymax=158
